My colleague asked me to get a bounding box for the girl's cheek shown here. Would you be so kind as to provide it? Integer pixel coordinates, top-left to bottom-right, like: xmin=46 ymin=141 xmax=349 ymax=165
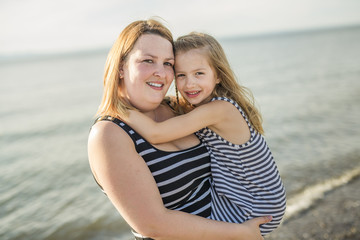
xmin=175 ymin=79 xmax=183 ymax=90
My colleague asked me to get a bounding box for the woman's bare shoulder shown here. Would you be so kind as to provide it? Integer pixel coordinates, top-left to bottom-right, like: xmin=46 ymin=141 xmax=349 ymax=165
xmin=89 ymin=120 xmax=133 ymax=146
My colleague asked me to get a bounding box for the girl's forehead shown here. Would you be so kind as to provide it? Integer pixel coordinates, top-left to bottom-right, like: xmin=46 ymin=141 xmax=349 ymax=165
xmin=175 ymin=49 xmax=209 ymax=64
xmin=176 ymin=48 xmax=207 ymax=57
xmin=174 ymin=49 xmax=213 ymax=72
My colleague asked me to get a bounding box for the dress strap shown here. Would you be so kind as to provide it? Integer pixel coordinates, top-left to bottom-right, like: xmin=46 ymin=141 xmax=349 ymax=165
xmin=132 ymin=229 xmax=153 ymax=240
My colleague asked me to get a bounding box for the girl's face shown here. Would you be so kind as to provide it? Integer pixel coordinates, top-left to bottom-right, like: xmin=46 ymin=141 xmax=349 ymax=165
xmin=120 ymin=34 xmax=175 ymax=112
xmin=175 ymin=49 xmax=219 ymax=106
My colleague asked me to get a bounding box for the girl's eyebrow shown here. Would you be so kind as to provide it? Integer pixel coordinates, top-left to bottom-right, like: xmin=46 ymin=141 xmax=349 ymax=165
xmin=191 ymin=67 xmax=207 ymax=72
xmin=175 ymin=67 xmax=206 ymax=72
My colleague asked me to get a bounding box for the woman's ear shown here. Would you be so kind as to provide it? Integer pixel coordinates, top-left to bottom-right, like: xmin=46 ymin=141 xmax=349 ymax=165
xmin=119 ymin=68 xmax=124 ymax=79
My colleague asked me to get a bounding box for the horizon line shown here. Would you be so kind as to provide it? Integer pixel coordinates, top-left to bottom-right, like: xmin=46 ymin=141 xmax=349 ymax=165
xmin=1 ymin=23 xmax=359 ymax=63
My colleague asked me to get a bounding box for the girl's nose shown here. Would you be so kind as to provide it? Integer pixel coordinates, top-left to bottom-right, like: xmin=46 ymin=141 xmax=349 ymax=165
xmin=185 ymin=76 xmax=196 ymax=88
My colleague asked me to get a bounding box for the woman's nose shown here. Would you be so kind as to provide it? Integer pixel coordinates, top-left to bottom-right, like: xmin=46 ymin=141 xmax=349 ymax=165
xmin=154 ymin=64 xmax=166 ymax=79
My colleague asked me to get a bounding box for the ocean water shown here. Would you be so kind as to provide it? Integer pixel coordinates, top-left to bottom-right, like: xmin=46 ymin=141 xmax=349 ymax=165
xmin=1 ymin=26 xmax=359 ymax=240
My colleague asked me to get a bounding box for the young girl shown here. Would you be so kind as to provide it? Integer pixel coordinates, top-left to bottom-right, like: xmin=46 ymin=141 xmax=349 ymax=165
xmin=126 ymin=32 xmax=286 ymax=235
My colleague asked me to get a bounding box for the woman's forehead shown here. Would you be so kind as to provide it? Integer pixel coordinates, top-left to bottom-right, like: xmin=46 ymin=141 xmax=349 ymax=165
xmin=131 ymin=34 xmax=174 ymax=56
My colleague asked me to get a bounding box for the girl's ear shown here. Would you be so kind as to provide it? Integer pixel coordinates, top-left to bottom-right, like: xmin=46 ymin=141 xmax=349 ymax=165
xmin=214 ymin=72 xmax=220 ymax=84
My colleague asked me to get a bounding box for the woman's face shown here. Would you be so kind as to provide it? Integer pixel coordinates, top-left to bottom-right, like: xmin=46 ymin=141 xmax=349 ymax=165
xmin=120 ymin=34 xmax=174 ymax=112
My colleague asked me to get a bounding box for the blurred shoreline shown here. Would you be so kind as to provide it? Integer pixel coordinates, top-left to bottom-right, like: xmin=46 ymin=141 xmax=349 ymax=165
xmin=267 ymin=172 xmax=360 ymax=240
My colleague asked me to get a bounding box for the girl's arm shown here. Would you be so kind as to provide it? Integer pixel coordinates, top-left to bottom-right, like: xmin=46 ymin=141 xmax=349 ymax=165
xmin=126 ymin=100 xmax=228 ymax=144
xmin=88 ymin=121 xmax=271 ymax=240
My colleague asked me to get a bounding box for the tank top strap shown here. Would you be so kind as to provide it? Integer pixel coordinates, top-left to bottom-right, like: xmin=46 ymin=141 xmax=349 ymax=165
xmin=210 ymin=97 xmax=255 ymax=135
xmin=95 ymin=116 xmax=145 ymax=148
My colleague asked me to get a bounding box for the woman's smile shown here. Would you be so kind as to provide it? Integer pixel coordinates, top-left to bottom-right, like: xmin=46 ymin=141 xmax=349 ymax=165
xmin=146 ymin=81 xmax=164 ymax=89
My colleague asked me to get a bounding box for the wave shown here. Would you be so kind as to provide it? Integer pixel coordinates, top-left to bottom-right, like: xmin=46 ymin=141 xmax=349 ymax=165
xmin=283 ymin=166 xmax=360 ymax=221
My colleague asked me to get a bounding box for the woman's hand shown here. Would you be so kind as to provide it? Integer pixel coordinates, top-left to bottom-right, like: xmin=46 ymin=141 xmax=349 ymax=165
xmin=239 ymin=216 xmax=272 ymax=240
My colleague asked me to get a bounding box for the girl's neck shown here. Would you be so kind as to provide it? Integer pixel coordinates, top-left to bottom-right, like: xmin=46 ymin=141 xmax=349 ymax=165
xmin=194 ymin=97 xmax=212 ymax=107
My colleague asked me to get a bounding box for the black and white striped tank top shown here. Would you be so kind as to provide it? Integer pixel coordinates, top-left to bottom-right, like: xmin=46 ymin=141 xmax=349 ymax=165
xmin=99 ymin=117 xmax=212 ymax=217
xmin=196 ymin=97 xmax=286 ymax=235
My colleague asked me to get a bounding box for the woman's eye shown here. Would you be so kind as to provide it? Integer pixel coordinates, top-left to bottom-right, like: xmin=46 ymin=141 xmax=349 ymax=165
xmin=164 ymin=62 xmax=173 ymax=67
xmin=143 ymin=59 xmax=153 ymax=63
xmin=195 ymin=72 xmax=204 ymax=76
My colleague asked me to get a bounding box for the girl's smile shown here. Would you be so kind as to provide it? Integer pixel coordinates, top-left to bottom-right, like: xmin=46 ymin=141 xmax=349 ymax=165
xmin=183 ymin=90 xmax=201 ymax=98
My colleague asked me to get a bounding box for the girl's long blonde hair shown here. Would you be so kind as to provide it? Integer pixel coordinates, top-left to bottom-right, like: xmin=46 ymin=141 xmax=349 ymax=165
xmin=174 ymin=32 xmax=264 ymax=134
xmin=96 ymin=18 xmax=174 ymax=119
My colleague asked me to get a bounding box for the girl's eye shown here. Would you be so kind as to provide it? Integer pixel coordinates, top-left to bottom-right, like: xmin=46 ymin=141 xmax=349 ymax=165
xmin=143 ymin=59 xmax=153 ymax=63
xmin=195 ymin=72 xmax=204 ymax=76
xmin=176 ymin=73 xmax=185 ymax=78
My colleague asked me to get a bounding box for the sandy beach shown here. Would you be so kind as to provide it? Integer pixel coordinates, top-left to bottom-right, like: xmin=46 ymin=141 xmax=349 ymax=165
xmin=266 ymin=176 xmax=360 ymax=240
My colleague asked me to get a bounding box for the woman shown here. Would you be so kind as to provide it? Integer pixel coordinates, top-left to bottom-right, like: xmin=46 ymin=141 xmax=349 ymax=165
xmin=88 ymin=18 xmax=271 ymax=240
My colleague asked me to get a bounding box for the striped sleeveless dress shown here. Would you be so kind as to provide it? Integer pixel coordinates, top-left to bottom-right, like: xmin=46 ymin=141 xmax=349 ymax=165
xmin=196 ymin=97 xmax=286 ymax=235
xmin=95 ymin=117 xmax=212 ymax=239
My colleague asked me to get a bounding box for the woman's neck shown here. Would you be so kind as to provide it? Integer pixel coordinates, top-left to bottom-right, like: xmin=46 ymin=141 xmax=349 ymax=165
xmin=142 ymin=106 xmax=161 ymax=122
xmin=142 ymin=104 xmax=173 ymax=122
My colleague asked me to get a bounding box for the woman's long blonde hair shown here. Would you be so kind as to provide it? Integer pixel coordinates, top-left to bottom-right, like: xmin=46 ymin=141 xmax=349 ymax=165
xmin=174 ymin=32 xmax=264 ymax=134
xmin=96 ymin=18 xmax=174 ymax=119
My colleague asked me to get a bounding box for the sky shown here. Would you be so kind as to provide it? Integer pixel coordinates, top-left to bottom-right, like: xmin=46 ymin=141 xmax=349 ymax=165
xmin=1 ymin=0 xmax=360 ymax=56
